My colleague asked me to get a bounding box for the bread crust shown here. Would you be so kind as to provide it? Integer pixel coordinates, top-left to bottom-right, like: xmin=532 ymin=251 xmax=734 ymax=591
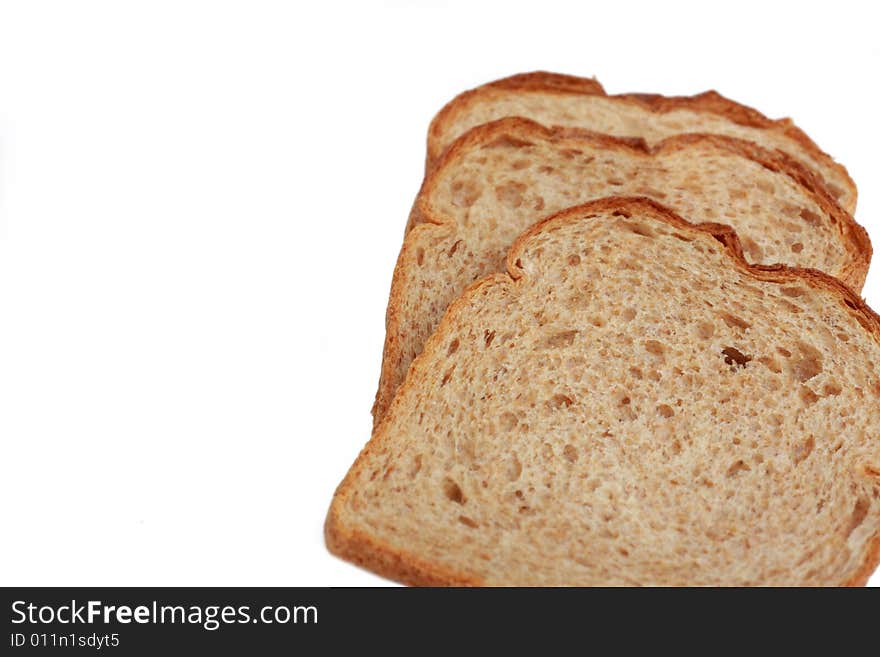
xmin=331 ymin=196 xmax=880 ymax=587
xmin=325 ymin=496 xmax=484 ymax=587
xmin=384 ymin=117 xmax=871 ymax=426
xmin=426 ymin=71 xmax=857 ymax=213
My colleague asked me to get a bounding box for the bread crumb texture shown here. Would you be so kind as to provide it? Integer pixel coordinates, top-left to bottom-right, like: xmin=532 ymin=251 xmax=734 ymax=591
xmin=375 ymin=118 xmax=869 ymax=424
xmin=428 ymin=71 xmax=856 ymax=213
xmin=332 ymin=198 xmax=880 ymax=586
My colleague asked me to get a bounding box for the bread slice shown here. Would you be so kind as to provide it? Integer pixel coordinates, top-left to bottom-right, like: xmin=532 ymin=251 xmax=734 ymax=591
xmin=427 ymin=71 xmax=857 ymax=213
xmin=329 ymin=197 xmax=880 ymax=586
xmin=374 ymin=117 xmax=870 ymax=425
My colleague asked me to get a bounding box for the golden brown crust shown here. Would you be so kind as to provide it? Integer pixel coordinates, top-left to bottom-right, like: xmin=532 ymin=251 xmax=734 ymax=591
xmin=842 ymin=526 xmax=880 ymax=586
xmin=425 ymin=71 xmax=857 ymax=212
xmin=325 ymin=499 xmax=483 ymax=587
xmin=331 ymin=196 xmax=880 ymax=587
xmin=425 ymin=72 xmax=604 ymax=169
xmin=487 ymin=71 xmax=606 ymax=95
xmin=384 ymin=117 xmax=871 ymax=426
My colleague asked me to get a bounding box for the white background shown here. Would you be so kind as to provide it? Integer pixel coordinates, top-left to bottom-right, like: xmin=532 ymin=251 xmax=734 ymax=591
xmin=1 ymin=0 xmax=878 ymax=587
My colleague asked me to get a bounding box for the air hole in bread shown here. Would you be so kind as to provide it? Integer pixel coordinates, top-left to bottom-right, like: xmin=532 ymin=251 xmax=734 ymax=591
xmin=567 ymin=254 xmax=581 ymax=266
xmin=495 ymin=181 xmax=526 ymax=208
xmin=441 ymin=366 xmax=455 ymax=387
xmin=790 ymin=242 xmax=804 ymax=253
xmin=779 ymin=299 xmax=803 ymax=314
xmin=644 ymin=339 xmax=665 ymax=357
xmin=442 ymin=478 xmax=465 ymax=505
xmin=799 ymin=208 xmax=822 ymax=226
xmin=562 ymin=444 xmax=578 ymax=463
xmin=780 ymin=286 xmax=805 ymax=297
xmin=726 ymin=460 xmax=751 ymax=477
xmin=548 ymin=393 xmax=575 ymax=409
xmin=799 ymin=386 xmax=820 ymax=406
xmin=757 ymin=356 xmax=782 ymax=374
xmin=741 ymin=236 xmax=764 ymax=261
xmin=657 ymin=404 xmax=675 ymax=418
xmin=621 ymin=221 xmax=655 ymax=237
xmin=845 ymin=498 xmax=869 ymax=538
xmin=765 ymin=377 xmax=782 ymax=392
xmin=447 ymin=338 xmax=460 ymax=355
xmin=507 ymin=455 xmax=522 ymax=481
xmin=499 ymin=412 xmax=518 ymax=432
xmin=621 ymin=307 xmax=636 ymax=322
xmin=719 ymin=312 xmax=751 ymax=331
xmin=756 ymin=179 xmax=775 ymax=194
xmin=545 ymin=330 xmax=578 ymax=348
xmin=792 ymin=343 xmax=822 ymax=381
xmin=448 ymin=240 xmax=463 ymax=257
xmin=485 ymin=134 xmax=534 ymax=150
xmin=450 ymin=179 xmax=481 ymax=208
xmin=792 ymin=436 xmax=815 ymax=465
xmin=722 ymin=347 xmax=752 ymax=370
xmin=484 ymin=330 xmax=496 ymax=347
xmin=458 ymin=515 xmax=479 ymax=528
xmin=416 ymin=248 xmax=425 ymax=266
xmin=822 ymin=382 xmax=842 ymax=396
xmin=408 ymin=454 xmax=422 ymax=479
xmin=695 ymin=321 xmax=714 ymax=340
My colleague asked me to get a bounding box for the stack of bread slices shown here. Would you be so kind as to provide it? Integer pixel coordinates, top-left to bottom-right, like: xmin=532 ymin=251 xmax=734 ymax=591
xmin=326 ymin=72 xmax=880 ymax=586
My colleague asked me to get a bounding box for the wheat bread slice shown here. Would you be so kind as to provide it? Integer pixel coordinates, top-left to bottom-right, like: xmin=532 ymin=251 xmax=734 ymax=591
xmin=374 ymin=117 xmax=870 ymax=425
xmin=426 ymin=71 xmax=857 ymax=213
xmin=329 ymin=197 xmax=880 ymax=586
